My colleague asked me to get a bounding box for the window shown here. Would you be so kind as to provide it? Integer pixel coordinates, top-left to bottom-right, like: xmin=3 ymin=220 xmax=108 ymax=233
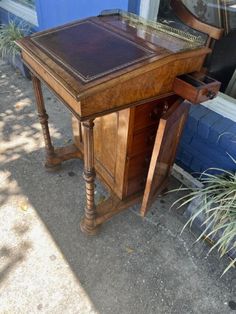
xmin=182 ymin=0 xmax=236 ymax=33
xmin=0 ymin=0 xmax=38 ymax=26
xmin=12 ymin=0 xmax=35 ymax=10
xmin=139 ymin=0 xmax=161 ymax=21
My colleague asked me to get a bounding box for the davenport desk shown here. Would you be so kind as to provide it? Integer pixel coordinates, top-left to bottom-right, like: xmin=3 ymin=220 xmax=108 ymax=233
xmin=17 ymin=2 xmax=222 ymax=235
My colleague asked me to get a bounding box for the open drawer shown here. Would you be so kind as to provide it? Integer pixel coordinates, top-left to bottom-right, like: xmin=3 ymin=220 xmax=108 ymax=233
xmin=173 ymin=72 xmax=221 ymax=104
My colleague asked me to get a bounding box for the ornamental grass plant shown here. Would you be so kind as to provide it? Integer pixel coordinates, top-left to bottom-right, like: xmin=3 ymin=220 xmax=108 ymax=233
xmin=173 ymin=163 xmax=236 ymax=275
xmin=0 ymin=20 xmax=29 ymax=61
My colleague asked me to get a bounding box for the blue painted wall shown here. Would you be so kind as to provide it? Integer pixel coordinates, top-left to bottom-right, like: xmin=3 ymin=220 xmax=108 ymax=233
xmin=36 ymin=0 xmax=128 ymax=30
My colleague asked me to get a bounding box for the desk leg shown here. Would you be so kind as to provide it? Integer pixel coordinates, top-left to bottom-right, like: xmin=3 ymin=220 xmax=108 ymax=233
xmin=80 ymin=120 xmax=99 ymax=235
xmin=32 ymin=75 xmax=57 ymax=169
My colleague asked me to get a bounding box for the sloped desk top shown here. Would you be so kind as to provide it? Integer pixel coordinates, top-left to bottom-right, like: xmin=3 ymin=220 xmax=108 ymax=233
xmin=17 ymin=14 xmax=210 ymax=120
xmin=32 ymin=20 xmax=156 ymax=82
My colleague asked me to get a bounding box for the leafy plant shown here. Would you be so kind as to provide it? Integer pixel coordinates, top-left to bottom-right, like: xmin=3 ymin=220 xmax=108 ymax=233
xmin=0 ymin=20 xmax=29 ymax=61
xmin=173 ymin=164 xmax=236 ymax=275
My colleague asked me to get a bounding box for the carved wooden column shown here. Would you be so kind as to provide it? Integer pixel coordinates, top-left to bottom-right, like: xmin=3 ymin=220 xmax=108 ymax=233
xmin=32 ymin=74 xmax=58 ymax=169
xmin=80 ymin=120 xmax=99 ymax=235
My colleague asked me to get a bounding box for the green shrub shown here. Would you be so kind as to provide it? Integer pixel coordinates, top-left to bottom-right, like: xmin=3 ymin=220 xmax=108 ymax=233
xmin=0 ymin=20 xmax=29 ymax=61
xmin=173 ymin=163 xmax=236 ymax=275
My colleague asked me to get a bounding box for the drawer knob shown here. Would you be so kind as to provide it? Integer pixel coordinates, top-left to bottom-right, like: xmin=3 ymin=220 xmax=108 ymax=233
xmin=162 ymin=102 xmax=169 ymax=114
xmin=149 ymin=107 xmax=160 ymax=121
xmin=206 ymin=90 xmax=216 ymax=100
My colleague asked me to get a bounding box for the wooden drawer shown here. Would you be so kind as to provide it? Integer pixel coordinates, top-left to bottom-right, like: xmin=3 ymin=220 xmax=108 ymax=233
xmin=128 ymin=126 xmax=157 ymax=157
xmin=126 ymin=152 xmax=151 ymax=179
xmin=173 ymin=72 xmax=221 ymax=104
xmin=133 ymin=94 xmax=178 ymax=132
xmin=126 ymin=175 xmax=147 ymax=197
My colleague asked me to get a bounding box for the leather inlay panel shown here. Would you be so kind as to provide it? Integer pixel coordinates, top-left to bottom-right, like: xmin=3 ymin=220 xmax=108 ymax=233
xmin=32 ymin=21 xmax=155 ymax=82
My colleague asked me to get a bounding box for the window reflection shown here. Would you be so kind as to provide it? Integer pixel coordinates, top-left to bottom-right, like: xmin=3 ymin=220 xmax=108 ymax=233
xmin=12 ymin=0 xmax=35 ymax=9
xmin=128 ymin=0 xmax=236 ymax=33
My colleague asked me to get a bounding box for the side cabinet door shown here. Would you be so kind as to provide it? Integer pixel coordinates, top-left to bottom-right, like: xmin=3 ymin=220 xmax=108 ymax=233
xmin=140 ymin=99 xmax=190 ymax=216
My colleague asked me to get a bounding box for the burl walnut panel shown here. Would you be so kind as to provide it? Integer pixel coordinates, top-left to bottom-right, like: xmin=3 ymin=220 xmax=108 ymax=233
xmin=80 ymin=53 xmax=205 ymax=119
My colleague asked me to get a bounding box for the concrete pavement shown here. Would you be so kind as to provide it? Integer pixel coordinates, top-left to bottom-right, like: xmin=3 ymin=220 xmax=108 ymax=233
xmin=0 ymin=61 xmax=235 ymax=314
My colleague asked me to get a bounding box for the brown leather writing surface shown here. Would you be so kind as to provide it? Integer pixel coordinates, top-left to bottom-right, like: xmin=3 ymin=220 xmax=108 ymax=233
xmin=32 ymin=20 xmax=155 ymax=82
xmin=140 ymin=100 xmax=190 ymax=216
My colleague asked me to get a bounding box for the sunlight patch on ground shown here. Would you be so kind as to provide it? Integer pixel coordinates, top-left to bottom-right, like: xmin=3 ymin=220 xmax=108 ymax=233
xmin=14 ymin=97 xmax=32 ymax=111
xmin=0 ymin=186 xmax=99 ymax=314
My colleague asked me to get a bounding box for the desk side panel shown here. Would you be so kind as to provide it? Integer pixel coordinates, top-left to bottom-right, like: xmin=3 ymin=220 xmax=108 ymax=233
xmin=73 ymin=109 xmax=131 ymax=199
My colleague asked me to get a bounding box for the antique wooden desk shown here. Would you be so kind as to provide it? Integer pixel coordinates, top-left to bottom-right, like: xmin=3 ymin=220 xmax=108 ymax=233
xmin=17 ymin=1 xmax=222 ymax=235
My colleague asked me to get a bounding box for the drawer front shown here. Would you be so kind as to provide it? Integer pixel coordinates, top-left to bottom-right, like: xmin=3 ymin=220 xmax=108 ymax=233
xmin=133 ymin=94 xmax=178 ymax=132
xmin=173 ymin=72 xmax=221 ymax=104
xmin=128 ymin=126 xmax=157 ymax=157
xmin=126 ymin=152 xmax=151 ymax=179
xmin=126 ymin=175 xmax=147 ymax=197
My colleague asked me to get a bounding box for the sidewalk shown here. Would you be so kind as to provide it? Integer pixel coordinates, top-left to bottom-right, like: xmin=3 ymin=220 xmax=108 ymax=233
xmin=0 ymin=61 xmax=235 ymax=314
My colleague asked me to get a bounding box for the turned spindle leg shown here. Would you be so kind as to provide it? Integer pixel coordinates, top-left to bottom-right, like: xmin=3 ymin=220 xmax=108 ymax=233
xmin=80 ymin=120 xmax=99 ymax=235
xmin=32 ymin=75 xmax=59 ymax=169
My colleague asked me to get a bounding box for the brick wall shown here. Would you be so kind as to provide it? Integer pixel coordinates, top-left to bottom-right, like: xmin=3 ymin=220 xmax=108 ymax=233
xmin=176 ymin=104 xmax=236 ymax=176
